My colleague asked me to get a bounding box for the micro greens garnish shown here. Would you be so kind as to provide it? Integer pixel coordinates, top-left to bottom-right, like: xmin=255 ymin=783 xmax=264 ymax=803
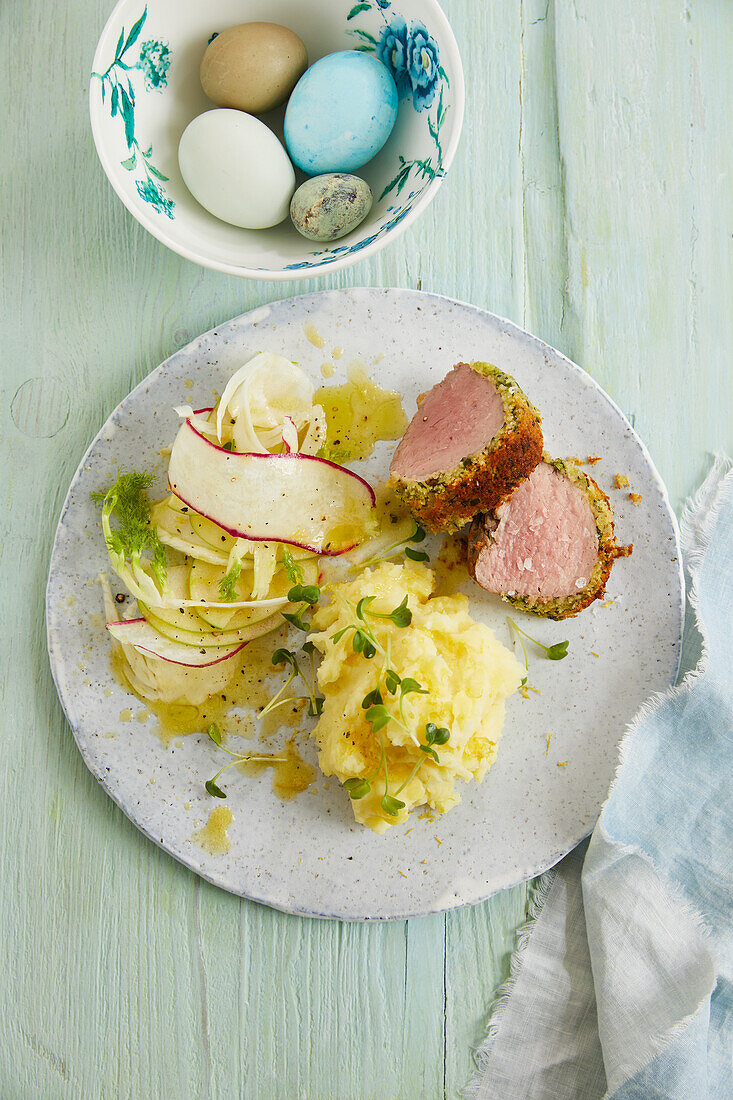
xmin=218 ymin=560 xmax=242 ymax=602
xmin=258 ymin=648 xmax=300 ymax=717
xmin=381 ymin=795 xmax=406 ymax=815
xmin=361 ymin=594 xmax=412 ymax=628
xmin=362 ymin=522 xmax=429 ymax=567
xmin=364 ymin=703 xmax=391 ymax=732
xmin=507 ymin=618 xmax=569 ymax=661
xmin=204 ymin=722 xmax=287 ymax=798
xmin=279 ymin=551 xmax=321 ymax=632
xmin=259 ymin=645 xmax=325 ymax=720
xmin=420 ymin=722 xmax=450 ymax=760
xmin=281 ymin=610 xmax=311 ymax=632
xmin=331 ymin=593 xmax=412 ymax=659
xmin=330 ymin=594 xmax=450 ymax=815
xmin=287 ymin=584 xmax=321 ymax=605
xmin=281 ymin=584 xmax=321 ymax=631
xmin=385 ymin=668 xmax=401 ymax=695
xmin=91 ymin=469 xmax=167 ymax=589
xmin=344 ymin=717 xmax=451 ymax=813
xmin=301 ymin=641 xmax=325 ymax=717
xmin=281 ymin=548 xmax=304 ymax=586
xmin=331 ymin=615 xmax=382 ymax=659
xmin=404 ymin=546 xmax=430 ymax=562
xmin=361 ymin=687 xmax=383 ymax=709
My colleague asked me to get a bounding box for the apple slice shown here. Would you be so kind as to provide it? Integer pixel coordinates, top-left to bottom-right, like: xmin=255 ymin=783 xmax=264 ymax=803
xmin=106 ymin=619 xmax=246 ymax=667
xmin=136 ymin=602 xmax=283 ymax=647
xmin=188 ymin=510 xmax=237 ymax=553
xmin=189 ymin=557 xmax=318 ymax=630
xmin=168 ymin=418 xmax=375 ymax=554
xmin=150 ymin=497 xmax=230 ymax=565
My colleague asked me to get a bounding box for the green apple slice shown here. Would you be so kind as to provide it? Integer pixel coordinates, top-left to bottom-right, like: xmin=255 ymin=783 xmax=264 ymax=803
xmin=106 ymin=618 xmax=246 ymax=666
xmin=190 ymin=557 xmax=319 ymax=630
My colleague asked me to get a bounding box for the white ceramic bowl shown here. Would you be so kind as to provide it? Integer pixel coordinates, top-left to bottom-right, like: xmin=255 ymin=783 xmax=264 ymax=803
xmin=89 ymin=0 xmax=465 ymax=279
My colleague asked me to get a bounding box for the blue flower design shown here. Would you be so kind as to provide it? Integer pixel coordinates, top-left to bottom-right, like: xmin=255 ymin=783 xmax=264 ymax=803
xmin=136 ymin=178 xmax=174 ymax=218
xmin=377 ymin=16 xmax=411 ymax=99
xmin=345 ymin=7 xmax=449 ymax=213
xmin=94 ymin=10 xmax=176 ymax=219
xmin=137 ymin=39 xmax=170 ymax=91
xmin=377 ymin=17 xmax=441 ymax=113
xmin=405 ymin=22 xmax=440 ymax=112
xmin=284 ymin=203 xmax=414 ymax=269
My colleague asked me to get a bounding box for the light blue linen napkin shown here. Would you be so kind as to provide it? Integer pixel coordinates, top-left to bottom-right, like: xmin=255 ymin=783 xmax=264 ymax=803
xmin=465 ymin=456 xmax=733 ymax=1100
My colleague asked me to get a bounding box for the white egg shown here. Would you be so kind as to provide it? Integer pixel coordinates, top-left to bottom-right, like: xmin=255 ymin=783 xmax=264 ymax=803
xmin=178 ymin=109 xmax=295 ymax=229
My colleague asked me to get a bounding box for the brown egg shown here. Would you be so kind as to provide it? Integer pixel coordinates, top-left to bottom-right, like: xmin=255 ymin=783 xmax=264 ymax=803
xmin=200 ymin=23 xmax=308 ymax=114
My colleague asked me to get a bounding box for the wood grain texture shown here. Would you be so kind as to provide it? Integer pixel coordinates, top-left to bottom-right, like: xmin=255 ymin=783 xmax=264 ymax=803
xmin=1 ymin=0 xmax=731 ymax=1097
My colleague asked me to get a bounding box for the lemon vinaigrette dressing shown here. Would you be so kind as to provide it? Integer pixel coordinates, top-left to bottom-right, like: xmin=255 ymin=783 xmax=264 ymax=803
xmin=108 ymin=630 xmax=315 ymax=799
xmin=194 ymin=806 xmax=233 ymax=855
xmin=432 ymin=534 xmax=469 ymax=596
xmin=304 ymin=321 xmax=325 ymax=349
xmin=111 ymin=645 xmax=256 ymax=747
xmin=315 ymin=362 xmax=408 ymax=462
xmin=192 ymin=744 xmax=315 ymax=854
xmin=235 ymin=739 xmax=317 ymax=799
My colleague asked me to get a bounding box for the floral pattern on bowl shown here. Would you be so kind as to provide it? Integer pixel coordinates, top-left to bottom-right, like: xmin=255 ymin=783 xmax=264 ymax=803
xmin=92 ymin=6 xmax=175 ymax=219
xmin=349 ymin=6 xmax=449 ymax=200
xmin=89 ymin=0 xmax=464 ymax=279
xmin=284 ymin=3 xmax=452 ymax=270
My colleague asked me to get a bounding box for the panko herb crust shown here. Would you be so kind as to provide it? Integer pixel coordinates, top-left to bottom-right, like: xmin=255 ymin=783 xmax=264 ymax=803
xmin=390 ymin=362 xmax=543 ymax=533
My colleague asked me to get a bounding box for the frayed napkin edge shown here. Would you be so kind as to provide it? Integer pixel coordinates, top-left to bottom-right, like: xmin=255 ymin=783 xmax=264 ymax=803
xmin=462 ymin=865 xmax=558 ymax=1099
xmin=463 ymin=454 xmax=732 ymax=1100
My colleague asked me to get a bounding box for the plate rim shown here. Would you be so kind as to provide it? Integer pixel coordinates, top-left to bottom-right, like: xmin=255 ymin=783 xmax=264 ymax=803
xmin=46 ymin=287 xmax=685 ymax=919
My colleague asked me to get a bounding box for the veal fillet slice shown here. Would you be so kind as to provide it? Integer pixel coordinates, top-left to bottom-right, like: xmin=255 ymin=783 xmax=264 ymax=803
xmin=467 ymin=456 xmax=631 ymax=620
xmin=389 ymin=362 xmax=543 ymax=532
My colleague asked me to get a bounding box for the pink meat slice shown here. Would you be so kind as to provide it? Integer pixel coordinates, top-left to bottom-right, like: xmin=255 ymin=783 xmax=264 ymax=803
xmin=473 ymin=462 xmax=599 ymax=600
xmin=390 ymin=364 xmax=505 ymax=481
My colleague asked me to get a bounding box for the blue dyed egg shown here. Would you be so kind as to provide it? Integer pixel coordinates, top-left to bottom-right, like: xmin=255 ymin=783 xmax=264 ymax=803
xmin=284 ymin=52 xmax=398 ymax=175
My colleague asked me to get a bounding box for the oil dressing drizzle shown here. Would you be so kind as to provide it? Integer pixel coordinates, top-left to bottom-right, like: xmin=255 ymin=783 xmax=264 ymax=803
xmin=315 ymin=362 xmax=408 ymax=462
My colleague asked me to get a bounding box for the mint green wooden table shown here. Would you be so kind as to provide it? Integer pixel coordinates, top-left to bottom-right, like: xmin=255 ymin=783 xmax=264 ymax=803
xmin=2 ymin=2 xmax=731 ymax=1096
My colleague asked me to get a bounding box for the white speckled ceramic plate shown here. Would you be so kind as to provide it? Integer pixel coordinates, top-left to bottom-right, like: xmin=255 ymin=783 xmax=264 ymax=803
xmin=46 ymin=289 xmax=683 ymax=920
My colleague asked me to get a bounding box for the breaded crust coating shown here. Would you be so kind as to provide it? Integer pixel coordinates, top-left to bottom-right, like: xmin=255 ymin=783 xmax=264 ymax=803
xmin=390 ymin=362 xmax=543 ymax=533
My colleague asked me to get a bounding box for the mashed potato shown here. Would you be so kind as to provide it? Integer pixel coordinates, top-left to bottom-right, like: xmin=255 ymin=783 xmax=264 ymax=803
xmin=309 ymin=560 xmax=522 ymax=833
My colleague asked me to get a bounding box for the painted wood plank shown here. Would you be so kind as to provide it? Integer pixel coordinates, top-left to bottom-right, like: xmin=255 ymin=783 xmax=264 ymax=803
xmin=444 ymin=887 xmax=530 ymax=1098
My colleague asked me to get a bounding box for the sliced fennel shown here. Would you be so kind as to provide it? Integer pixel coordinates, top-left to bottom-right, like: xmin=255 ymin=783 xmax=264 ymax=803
xmin=100 ymin=575 xmax=241 ymax=704
xmin=154 ymin=527 xmax=228 ymax=567
xmin=107 ymin=553 xmax=289 ymax=613
xmin=280 ymin=415 xmax=299 ymax=454
xmin=299 ymin=403 xmax=327 ymax=456
xmin=187 ymin=509 xmax=236 ymax=553
xmin=214 ymin=351 xmax=315 ymax=451
xmin=94 ymin=351 xmax=375 ymax=709
xmin=191 ymin=557 xmax=319 ymax=631
xmin=92 ymin=469 xmax=168 ymax=597
xmin=150 ymin=497 xmax=230 ymax=563
xmin=252 ymin=543 xmax=278 ymax=598
xmin=176 ymin=354 xmax=328 ymax=457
